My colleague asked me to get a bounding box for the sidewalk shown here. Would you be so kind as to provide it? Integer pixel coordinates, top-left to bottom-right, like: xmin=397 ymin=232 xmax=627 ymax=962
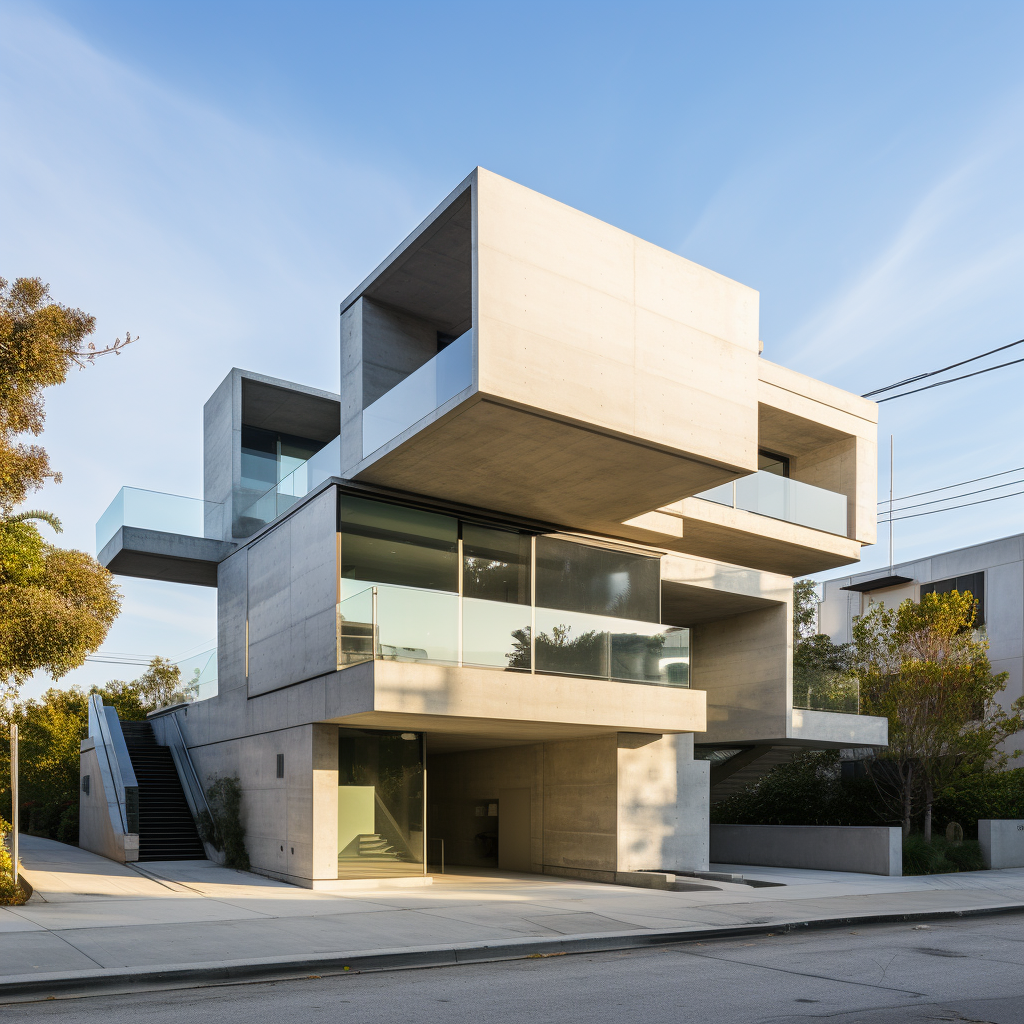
xmin=3 ymin=835 xmax=1024 ymax=1000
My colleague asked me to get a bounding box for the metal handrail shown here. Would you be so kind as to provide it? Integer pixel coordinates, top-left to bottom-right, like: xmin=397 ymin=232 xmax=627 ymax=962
xmin=165 ymin=711 xmax=213 ymax=820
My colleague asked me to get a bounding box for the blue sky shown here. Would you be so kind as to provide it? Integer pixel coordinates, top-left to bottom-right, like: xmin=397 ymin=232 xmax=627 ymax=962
xmin=2 ymin=0 xmax=1022 ymax=699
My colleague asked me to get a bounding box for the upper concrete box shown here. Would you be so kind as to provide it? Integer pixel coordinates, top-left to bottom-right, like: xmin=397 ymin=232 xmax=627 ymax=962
xmin=340 ymin=168 xmax=760 ymax=532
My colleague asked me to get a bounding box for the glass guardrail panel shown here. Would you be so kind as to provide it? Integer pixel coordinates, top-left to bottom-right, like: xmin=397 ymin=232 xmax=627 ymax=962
xmin=788 ymin=477 xmax=848 ymax=536
xmin=177 ymin=650 xmax=218 ymax=702
xmin=96 ymin=487 xmax=223 ymax=553
xmin=362 ymin=330 xmax=474 ymax=459
xmin=337 ymin=587 xmax=375 ymax=667
xmin=731 ymin=472 xmax=848 ymax=536
xmin=694 ymin=481 xmax=734 ymax=506
xmin=375 ymin=585 xmax=459 ymax=665
xmin=793 ymin=673 xmax=860 ymax=714
xmin=462 ymin=597 xmax=531 ymax=671
xmin=305 ymin=436 xmax=341 ymax=491
xmin=534 ymin=608 xmax=689 ymax=687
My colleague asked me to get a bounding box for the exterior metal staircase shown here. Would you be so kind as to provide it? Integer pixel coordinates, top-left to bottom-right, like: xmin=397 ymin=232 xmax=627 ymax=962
xmin=706 ymin=745 xmax=805 ymax=804
xmin=120 ymin=720 xmax=206 ymax=861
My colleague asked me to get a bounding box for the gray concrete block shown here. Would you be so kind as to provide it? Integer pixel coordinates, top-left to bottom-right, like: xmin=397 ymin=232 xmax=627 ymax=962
xmin=978 ymin=819 xmax=1024 ymax=868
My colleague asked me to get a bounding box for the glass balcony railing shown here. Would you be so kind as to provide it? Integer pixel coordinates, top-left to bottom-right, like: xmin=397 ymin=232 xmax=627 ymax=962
xmin=96 ymin=487 xmax=224 ymax=554
xmin=337 ymin=583 xmax=690 ymax=688
xmin=362 ymin=330 xmax=474 ymax=459
xmin=695 ymin=471 xmax=847 ymax=536
xmin=176 ymin=648 xmax=218 ymax=702
xmin=793 ymin=671 xmax=860 ymax=715
xmin=237 ymin=436 xmax=341 ymax=532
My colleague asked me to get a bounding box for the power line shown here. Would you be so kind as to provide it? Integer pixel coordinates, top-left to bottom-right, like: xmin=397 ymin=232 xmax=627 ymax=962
xmin=880 ymin=478 xmax=1024 ymax=514
xmin=875 ymin=356 xmax=1024 ymax=402
xmin=863 ymin=337 xmax=1024 ymax=398
xmin=877 ymin=465 xmax=1024 ymax=504
xmin=877 ymin=487 xmax=1024 ymax=523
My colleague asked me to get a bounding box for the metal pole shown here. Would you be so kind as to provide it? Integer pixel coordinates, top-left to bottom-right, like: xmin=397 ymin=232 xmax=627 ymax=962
xmin=889 ymin=434 xmax=894 ymax=570
xmin=9 ymin=723 xmax=17 ymax=888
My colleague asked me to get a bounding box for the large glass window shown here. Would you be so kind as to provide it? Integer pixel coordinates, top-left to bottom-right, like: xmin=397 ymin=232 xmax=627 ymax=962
xmin=462 ymin=524 xmax=531 ymax=604
xmin=920 ymin=572 xmax=985 ymax=626
xmin=339 ymin=495 xmax=458 ymax=596
xmin=241 ymin=425 xmax=326 ymax=492
xmin=535 ymin=537 xmax=660 ymax=622
xmin=337 ymin=729 xmax=424 ymax=879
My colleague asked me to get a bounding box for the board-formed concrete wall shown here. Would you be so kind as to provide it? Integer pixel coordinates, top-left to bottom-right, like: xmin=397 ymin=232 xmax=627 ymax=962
xmin=78 ymin=741 xmax=139 ymax=864
xmin=710 ymin=824 xmax=902 ymax=876
xmin=978 ymin=819 xmax=1024 ymax=869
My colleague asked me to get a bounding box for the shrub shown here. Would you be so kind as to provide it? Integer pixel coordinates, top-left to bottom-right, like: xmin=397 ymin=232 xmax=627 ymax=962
xmin=903 ymin=833 xmax=983 ymax=875
xmin=0 ymin=817 xmax=27 ymax=906
xmin=197 ymin=775 xmax=249 ymax=871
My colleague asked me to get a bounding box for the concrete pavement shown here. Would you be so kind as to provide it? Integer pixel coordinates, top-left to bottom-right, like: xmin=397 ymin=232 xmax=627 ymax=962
xmin=3 ymin=835 xmax=1024 ymax=1001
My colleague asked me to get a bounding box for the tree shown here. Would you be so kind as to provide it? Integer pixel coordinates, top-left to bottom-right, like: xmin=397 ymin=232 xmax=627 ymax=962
xmin=0 ymin=277 xmax=133 ymax=698
xmin=792 ymin=580 xmax=858 ymax=713
xmin=131 ymin=655 xmax=194 ymax=708
xmin=793 ymin=579 xmax=819 ymax=644
xmin=854 ymin=589 xmax=1024 ymax=840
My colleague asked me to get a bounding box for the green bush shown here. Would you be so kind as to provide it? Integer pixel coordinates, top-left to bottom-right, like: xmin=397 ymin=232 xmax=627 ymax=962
xmin=711 ymin=750 xmax=880 ymax=827
xmin=197 ymin=775 xmax=249 ymax=871
xmin=0 ymin=817 xmax=27 ymax=906
xmin=903 ymin=834 xmax=983 ymax=875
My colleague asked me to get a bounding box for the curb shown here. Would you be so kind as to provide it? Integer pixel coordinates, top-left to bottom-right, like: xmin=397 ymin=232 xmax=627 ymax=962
xmin=2 ymin=900 xmax=1024 ymax=1003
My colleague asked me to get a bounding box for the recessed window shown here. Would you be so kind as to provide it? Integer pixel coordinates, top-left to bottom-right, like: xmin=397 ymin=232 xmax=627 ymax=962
xmin=758 ymin=449 xmax=790 ymax=477
xmin=920 ymin=572 xmax=985 ymax=626
xmin=276 ymin=753 xmax=284 ymax=779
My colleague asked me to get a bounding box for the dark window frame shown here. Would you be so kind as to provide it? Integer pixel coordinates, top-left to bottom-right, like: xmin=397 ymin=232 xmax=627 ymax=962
xmin=920 ymin=571 xmax=985 ymax=627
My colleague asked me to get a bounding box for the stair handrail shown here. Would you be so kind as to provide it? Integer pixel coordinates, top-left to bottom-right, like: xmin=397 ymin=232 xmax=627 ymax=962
xmin=163 ymin=710 xmax=213 ymax=822
xmin=87 ymin=694 xmax=139 ymax=834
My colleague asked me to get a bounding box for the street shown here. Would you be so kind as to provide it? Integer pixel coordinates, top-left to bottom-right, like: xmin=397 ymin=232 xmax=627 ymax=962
xmin=5 ymin=912 xmax=1024 ymax=1023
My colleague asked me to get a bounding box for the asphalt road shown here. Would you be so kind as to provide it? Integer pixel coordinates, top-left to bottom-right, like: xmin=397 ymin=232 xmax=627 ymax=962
xmin=5 ymin=912 xmax=1024 ymax=1024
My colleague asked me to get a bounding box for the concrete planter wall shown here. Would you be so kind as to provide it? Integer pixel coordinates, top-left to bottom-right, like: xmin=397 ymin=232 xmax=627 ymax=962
xmin=710 ymin=824 xmax=902 ymax=876
xmin=978 ymin=820 xmax=1024 ymax=869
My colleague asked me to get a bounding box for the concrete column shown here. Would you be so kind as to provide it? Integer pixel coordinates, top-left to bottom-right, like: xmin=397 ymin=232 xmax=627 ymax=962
xmin=616 ymin=733 xmax=709 ymax=873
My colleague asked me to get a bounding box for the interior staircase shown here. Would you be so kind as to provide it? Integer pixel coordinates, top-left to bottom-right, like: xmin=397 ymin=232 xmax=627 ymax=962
xmin=121 ymin=720 xmax=206 ymax=861
xmin=339 ymin=834 xmax=402 ymax=862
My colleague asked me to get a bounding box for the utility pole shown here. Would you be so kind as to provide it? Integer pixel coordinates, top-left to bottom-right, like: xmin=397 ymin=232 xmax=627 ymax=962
xmin=9 ymin=723 xmax=17 ymax=887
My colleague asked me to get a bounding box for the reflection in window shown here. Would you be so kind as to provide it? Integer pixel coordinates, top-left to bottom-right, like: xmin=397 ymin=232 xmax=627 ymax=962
xmin=339 ymin=495 xmax=458 ymax=595
xmin=535 ymin=537 xmax=659 ymax=621
xmin=463 ymin=524 xmax=531 ymax=604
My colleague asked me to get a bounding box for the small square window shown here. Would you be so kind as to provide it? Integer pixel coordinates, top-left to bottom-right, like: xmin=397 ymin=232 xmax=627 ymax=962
xmin=276 ymin=753 xmax=284 ymax=779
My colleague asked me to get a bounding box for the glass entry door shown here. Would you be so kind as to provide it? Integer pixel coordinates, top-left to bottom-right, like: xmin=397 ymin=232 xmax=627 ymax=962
xmin=338 ymin=728 xmax=425 ymax=879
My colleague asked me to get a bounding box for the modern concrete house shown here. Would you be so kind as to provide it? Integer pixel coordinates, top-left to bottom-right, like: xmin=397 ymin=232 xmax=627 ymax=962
xmin=820 ymin=532 xmax=1024 ymax=762
xmin=85 ymin=168 xmax=887 ymax=886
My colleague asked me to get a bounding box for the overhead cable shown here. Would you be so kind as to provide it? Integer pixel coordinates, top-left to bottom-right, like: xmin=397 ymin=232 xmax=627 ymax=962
xmin=878 ymin=465 xmax=1024 ymax=504
xmin=879 ymin=478 xmax=1024 ymax=514
xmin=863 ymin=337 xmax=1024 ymax=398
xmin=875 ymin=356 xmax=1024 ymax=402
xmin=877 ymin=487 xmax=1024 ymax=523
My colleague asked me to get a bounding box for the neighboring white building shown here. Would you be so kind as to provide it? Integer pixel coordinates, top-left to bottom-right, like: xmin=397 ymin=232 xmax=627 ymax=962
xmin=820 ymin=533 xmax=1024 ymax=762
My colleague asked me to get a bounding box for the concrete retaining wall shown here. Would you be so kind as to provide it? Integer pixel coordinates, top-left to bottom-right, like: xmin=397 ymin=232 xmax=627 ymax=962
xmin=710 ymin=824 xmax=902 ymax=876
xmin=978 ymin=819 xmax=1024 ymax=869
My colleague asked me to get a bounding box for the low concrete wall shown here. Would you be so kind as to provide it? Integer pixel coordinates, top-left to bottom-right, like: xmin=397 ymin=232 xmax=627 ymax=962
xmin=978 ymin=820 xmax=1024 ymax=869
xmin=710 ymin=824 xmax=902 ymax=876
xmin=78 ymin=741 xmax=139 ymax=863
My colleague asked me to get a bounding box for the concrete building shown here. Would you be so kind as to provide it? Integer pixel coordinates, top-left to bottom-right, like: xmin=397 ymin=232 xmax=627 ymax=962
xmin=87 ymin=168 xmax=887 ymax=886
xmin=820 ymin=532 xmax=1024 ymax=761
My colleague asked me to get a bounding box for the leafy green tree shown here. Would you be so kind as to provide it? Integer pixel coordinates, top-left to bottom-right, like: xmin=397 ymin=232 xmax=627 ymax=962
xmin=791 ymin=580 xmax=858 ymax=712
xmin=793 ymin=579 xmax=819 ymax=644
xmin=0 ymin=277 xmax=133 ymax=698
xmin=854 ymin=589 xmax=1024 ymax=840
